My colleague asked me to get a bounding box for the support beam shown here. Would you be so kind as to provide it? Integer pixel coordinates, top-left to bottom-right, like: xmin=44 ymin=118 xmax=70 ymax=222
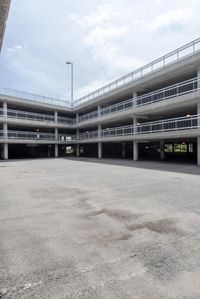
xmin=160 ymin=140 xmax=165 ymax=161
xmin=98 ymin=142 xmax=102 ymax=159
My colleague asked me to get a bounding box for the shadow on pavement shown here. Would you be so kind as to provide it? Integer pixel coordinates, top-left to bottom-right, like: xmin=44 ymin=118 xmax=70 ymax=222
xmin=64 ymin=157 xmax=200 ymax=176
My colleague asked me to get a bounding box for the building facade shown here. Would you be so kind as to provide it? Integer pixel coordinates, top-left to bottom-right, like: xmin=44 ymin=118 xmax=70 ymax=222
xmin=0 ymin=0 xmax=11 ymax=52
xmin=1 ymin=38 xmax=200 ymax=164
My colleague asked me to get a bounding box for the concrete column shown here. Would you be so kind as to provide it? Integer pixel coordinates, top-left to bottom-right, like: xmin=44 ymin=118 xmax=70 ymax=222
xmin=197 ymin=67 xmax=200 ymax=89
xmin=3 ymin=143 xmax=8 ymax=160
xmin=197 ymin=103 xmax=200 ymax=166
xmin=76 ymin=144 xmax=80 ymax=157
xmin=133 ymin=116 xmax=137 ymax=134
xmin=198 ymin=137 xmax=200 ymax=165
xmin=160 ymin=140 xmax=165 ymax=160
xmin=3 ymin=115 xmax=8 ymax=159
xmin=3 ymin=123 xmax=8 ymax=138
xmin=133 ymin=91 xmax=138 ymax=107
xmin=98 ymin=123 xmax=101 ymax=138
xmin=98 ymin=105 xmax=101 ymax=117
xmin=122 ymin=142 xmax=126 ymax=158
xmin=55 ymin=144 xmax=58 ymax=158
xmin=55 ymin=128 xmax=58 ymax=140
xmin=55 ymin=128 xmax=58 ymax=158
xmin=98 ymin=142 xmax=102 ymax=159
xmin=133 ymin=141 xmax=138 ymax=161
xmin=76 ymin=128 xmax=80 ymax=157
xmin=197 ymin=104 xmax=200 ymax=132
xmin=76 ymin=113 xmax=79 ymax=124
xmin=3 ymin=102 xmax=7 ymax=117
xmin=133 ymin=116 xmax=138 ymax=161
xmin=198 ymin=103 xmax=200 ymax=116
xmin=54 ymin=110 xmax=58 ymax=123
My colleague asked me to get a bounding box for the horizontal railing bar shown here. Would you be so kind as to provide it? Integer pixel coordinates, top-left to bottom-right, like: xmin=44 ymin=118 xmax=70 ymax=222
xmin=77 ymin=114 xmax=200 ymax=140
xmin=0 ymin=108 xmax=74 ymax=124
xmin=0 ymin=38 xmax=200 ymax=108
xmin=74 ymin=38 xmax=200 ymax=106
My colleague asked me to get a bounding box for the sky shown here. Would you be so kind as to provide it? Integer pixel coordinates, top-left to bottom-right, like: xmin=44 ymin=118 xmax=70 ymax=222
xmin=0 ymin=0 xmax=200 ymax=101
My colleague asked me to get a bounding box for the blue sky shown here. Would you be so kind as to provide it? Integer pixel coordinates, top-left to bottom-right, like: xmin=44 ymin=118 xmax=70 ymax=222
xmin=0 ymin=0 xmax=200 ymax=100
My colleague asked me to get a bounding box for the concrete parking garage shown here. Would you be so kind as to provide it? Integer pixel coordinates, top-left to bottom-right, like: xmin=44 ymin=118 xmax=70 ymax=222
xmin=1 ymin=158 xmax=200 ymax=298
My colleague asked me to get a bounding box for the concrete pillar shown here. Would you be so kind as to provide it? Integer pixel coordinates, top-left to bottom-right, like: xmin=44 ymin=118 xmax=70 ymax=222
xmin=198 ymin=103 xmax=200 ymax=116
xmin=76 ymin=113 xmax=79 ymax=124
xmin=197 ymin=103 xmax=200 ymax=166
xmin=54 ymin=110 xmax=58 ymax=123
xmin=133 ymin=116 xmax=137 ymax=134
xmin=198 ymin=137 xmax=200 ymax=165
xmin=98 ymin=105 xmax=101 ymax=118
xmin=160 ymin=140 xmax=165 ymax=160
xmin=3 ymin=102 xmax=7 ymax=117
xmin=55 ymin=128 xmax=58 ymax=158
xmin=76 ymin=144 xmax=80 ymax=157
xmin=3 ymin=143 xmax=8 ymax=160
xmin=98 ymin=123 xmax=101 ymax=138
xmin=133 ymin=91 xmax=138 ymax=107
xmin=55 ymin=144 xmax=58 ymax=158
xmin=76 ymin=128 xmax=80 ymax=157
xmin=3 ymin=118 xmax=8 ymax=160
xmin=133 ymin=141 xmax=138 ymax=161
xmin=197 ymin=67 xmax=200 ymax=89
xmin=122 ymin=142 xmax=126 ymax=158
xmin=133 ymin=116 xmax=138 ymax=161
xmin=98 ymin=142 xmax=102 ymax=159
xmin=55 ymin=128 xmax=58 ymax=140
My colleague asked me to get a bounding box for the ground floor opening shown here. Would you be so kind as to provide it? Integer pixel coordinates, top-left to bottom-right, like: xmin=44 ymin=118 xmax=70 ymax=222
xmin=75 ymin=138 xmax=197 ymax=164
xmin=1 ymin=144 xmax=55 ymax=159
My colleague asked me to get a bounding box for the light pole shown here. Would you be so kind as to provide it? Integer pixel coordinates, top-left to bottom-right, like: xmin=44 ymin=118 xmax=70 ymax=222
xmin=66 ymin=61 xmax=73 ymax=106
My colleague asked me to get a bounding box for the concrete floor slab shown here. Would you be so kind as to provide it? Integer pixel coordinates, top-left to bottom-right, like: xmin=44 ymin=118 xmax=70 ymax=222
xmin=0 ymin=158 xmax=200 ymax=298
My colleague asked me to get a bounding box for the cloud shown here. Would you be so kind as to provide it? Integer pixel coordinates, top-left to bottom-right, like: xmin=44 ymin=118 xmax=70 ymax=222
xmin=144 ymin=7 xmax=194 ymax=33
xmin=1 ymin=0 xmax=200 ymax=99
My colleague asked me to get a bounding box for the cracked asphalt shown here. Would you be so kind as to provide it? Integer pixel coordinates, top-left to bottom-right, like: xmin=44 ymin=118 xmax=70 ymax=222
xmin=1 ymin=158 xmax=200 ymax=298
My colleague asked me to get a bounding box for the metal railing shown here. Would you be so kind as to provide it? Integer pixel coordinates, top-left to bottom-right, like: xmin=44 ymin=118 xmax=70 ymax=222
xmin=57 ymin=115 xmax=75 ymax=125
xmin=74 ymin=38 xmax=200 ymax=106
xmin=0 ymin=39 xmax=199 ymax=109
xmin=79 ymin=110 xmax=98 ymax=123
xmin=0 ymin=130 xmax=75 ymax=142
xmin=79 ymin=130 xmax=99 ymax=140
xmin=0 ymin=76 xmax=199 ymax=127
xmin=0 ymin=115 xmax=199 ymax=142
xmin=78 ymin=77 xmax=200 ymax=122
xmin=0 ymin=87 xmax=70 ymax=108
xmin=0 ymin=108 xmax=74 ymax=125
xmin=0 ymin=130 xmax=56 ymax=141
xmin=78 ymin=115 xmax=200 ymax=140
